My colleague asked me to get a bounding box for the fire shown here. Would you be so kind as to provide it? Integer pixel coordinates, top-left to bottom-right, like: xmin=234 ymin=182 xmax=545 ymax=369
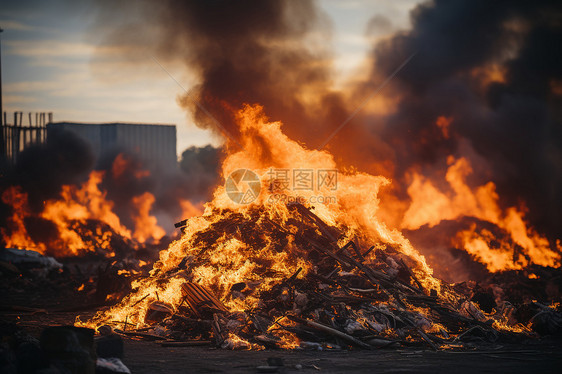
xmin=179 ymin=199 xmax=203 ymax=219
xmin=402 ymin=156 xmax=561 ymax=271
xmin=131 ymin=192 xmax=166 ymax=244
xmin=1 ymin=187 xmax=45 ymax=253
xmin=435 ymin=116 xmax=452 ymax=139
xmin=402 ymin=157 xmax=501 ymax=229
xmin=45 ymin=171 xmax=133 ymax=238
xmin=1 ymin=155 xmax=170 ymax=257
xmin=81 ymin=105 xmax=449 ymax=342
xmin=77 ymin=105 xmax=562 ymax=349
xmin=112 ymin=153 xmax=151 ymax=179
xmin=2 ymin=171 xmax=132 ymax=257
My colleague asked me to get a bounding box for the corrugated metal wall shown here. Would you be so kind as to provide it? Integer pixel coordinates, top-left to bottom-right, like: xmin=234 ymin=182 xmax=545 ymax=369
xmin=46 ymin=122 xmax=177 ymax=168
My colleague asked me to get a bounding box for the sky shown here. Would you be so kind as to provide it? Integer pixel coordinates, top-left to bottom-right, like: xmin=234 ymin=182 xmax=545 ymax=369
xmin=0 ymin=0 xmax=422 ymax=156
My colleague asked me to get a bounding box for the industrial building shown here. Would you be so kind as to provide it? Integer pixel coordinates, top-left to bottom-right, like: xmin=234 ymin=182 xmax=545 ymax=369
xmin=46 ymin=122 xmax=177 ymax=168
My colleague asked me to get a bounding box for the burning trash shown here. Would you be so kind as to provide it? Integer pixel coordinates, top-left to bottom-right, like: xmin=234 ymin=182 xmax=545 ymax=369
xmin=78 ymin=106 xmax=562 ymax=350
xmin=0 ymin=164 xmax=168 ymax=259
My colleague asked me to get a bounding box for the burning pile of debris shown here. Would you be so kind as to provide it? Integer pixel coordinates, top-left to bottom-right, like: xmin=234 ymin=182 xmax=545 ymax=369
xmin=82 ymin=201 xmax=561 ymax=350
xmin=78 ymin=106 xmax=562 ymax=350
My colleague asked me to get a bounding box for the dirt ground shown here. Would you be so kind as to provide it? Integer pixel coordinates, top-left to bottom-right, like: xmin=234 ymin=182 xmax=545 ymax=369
xmin=121 ymin=339 xmax=562 ymax=373
xmin=2 ymin=308 xmax=561 ymax=374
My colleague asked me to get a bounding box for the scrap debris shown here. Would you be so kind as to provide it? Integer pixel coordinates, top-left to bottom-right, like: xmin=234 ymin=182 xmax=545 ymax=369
xmin=83 ymin=203 xmax=562 ymax=350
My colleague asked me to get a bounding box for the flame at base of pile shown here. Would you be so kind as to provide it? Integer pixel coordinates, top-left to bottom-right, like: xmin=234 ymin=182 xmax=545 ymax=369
xmin=79 ymin=105 xmax=553 ymax=349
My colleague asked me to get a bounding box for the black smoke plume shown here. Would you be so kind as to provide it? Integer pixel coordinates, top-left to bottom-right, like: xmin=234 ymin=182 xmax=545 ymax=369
xmin=90 ymin=0 xmax=562 ymax=240
xmin=366 ymin=0 xmax=562 ymax=239
xmin=90 ymin=0 xmax=354 ymax=152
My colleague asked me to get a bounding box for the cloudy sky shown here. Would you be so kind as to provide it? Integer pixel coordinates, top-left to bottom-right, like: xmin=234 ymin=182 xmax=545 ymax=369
xmin=0 ymin=0 xmax=421 ymax=155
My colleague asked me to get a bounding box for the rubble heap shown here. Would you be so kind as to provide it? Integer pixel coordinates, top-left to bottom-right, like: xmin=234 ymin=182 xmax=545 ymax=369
xmin=80 ymin=106 xmax=562 ymax=350
xmin=82 ymin=202 xmax=541 ymax=350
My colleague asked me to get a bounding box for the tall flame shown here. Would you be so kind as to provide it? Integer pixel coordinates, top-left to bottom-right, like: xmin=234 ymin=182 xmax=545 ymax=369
xmin=131 ymin=192 xmax=166 ymax=244
xmin=83 ymin=104 xmax=446 ymax=331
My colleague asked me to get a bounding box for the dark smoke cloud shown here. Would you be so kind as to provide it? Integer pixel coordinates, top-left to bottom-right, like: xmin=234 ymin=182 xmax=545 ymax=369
xmin=178 ymin=145 xmax=221 ymax=201
xmin=367 ymin=0 xmax=562 ymax=238
xmin=88 ymin=0 xmax=562 ymax=241
xmin=89 ymin=0 xmax=366 ymax=155
xmin=165 ymin=0 xmax=344 ymax=145
xmin=1 ymin=128 xmax=95 ymax=213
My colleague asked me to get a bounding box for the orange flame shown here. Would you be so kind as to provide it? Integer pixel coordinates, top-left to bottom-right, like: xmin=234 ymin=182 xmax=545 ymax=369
xmin=435 ymin=116 xmax=452 ymax=139
xmin=1 ymin=186 xmax=46 ymax=253
xmin=2 ymin=155 xmax=171 ymax=257
xmin=131 ymin=192 xmax=166 ymax=244
xmin=402 ymin=156 xmax=561 ymax=271
xmin=81 ymin=105 xmax=448 ymax=338
xmin=2 ymin=171 xmax=132 ymax=257
xmin=179 ymin=199 xmax=204 ymax=219
xmin=44 ymin=171 xmax=133 ymax=240
xmin=79 ymin=105 xmax=562 ymax=347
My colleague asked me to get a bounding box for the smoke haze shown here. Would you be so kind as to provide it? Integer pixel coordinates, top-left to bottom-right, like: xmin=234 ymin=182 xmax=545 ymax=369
xmin=87 ymin=0 xmax=562 ymax=240
xmin=4 ymin=0 xmax=562 ymax=268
